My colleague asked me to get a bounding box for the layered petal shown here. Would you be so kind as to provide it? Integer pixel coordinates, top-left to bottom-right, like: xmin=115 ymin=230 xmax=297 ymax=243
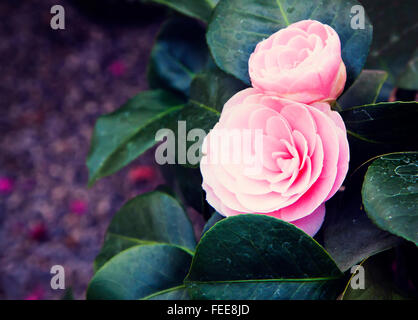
xmin=200 ymin=89 xmax=349 ymax=236
xmin=248 ymin=20 xmax=346 ymax=104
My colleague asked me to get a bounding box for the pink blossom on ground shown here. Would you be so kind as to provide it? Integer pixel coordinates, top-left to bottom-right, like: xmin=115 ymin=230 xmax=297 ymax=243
xmin=24 ymin=287 xmax=44 ymax=300
xmin=0 ymin=176 xmax=14 ymax=194
xmin=128 ymin=165 xmax=156 ymax=183
xmin=28 ymin=222 xmax=48 ymax=241
xmin=69 ymin=199 xmax=88 ymax=215
xmin=108 ymin=60 xmax=126 ymax=77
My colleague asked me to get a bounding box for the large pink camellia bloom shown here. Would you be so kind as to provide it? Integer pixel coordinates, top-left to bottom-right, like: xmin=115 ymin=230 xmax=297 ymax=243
xmin=200 ymin=89 xmax=349 ymax=236
xmin=249 ymin=20 xmax=346 ymax=104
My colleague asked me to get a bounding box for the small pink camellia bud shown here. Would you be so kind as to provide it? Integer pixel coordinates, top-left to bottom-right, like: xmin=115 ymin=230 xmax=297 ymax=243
xmin=24 ymin=287 xmax=44 ymax=300
xmin=249 ymin=20 xmax=346 ymax=104
xmin=128 ymin=165 xmax=156 ymax=183
xmin=28 ymin=222 xmax=48 ymax=241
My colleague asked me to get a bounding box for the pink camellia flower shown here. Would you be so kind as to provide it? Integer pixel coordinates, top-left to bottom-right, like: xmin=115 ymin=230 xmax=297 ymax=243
xmin=200 ymin=89 xmax=349 ymax=236
xmin=249 ymin=20 xmax=346 ymax=104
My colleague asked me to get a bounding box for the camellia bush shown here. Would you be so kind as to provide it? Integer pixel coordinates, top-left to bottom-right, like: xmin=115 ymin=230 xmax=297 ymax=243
xmin=85 ymin=0 xmax=417 ymax=300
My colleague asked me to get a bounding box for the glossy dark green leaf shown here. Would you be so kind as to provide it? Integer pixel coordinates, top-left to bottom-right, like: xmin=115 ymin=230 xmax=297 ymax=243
xmin=159 ymin=102 xmax=219 ymax=169
xmin=174 ymin=65 xmax=246 ymax=137
xmin=145 ymin=0 xmax=218 ymax=23
xmin=397 ymin=50 xmax=418 ymax=91
xmin=341 ymin=101 xmax=418 ymax=148
xmin=201 ymin=212 xmax=224 ymax=237
xmin=94 ymin=191 xmax=195 ymax=271
xmin=189 ymin=65 xmax=247 ymax=113
xmin=345 ymin=135 xmax=403 ymax=182
xmin=164 ymin=66 xmax=245 ymax=167
xmin=87 ymin=244 xmax=192 ymax=300
xmin=147 ymin=18 xmax=209 ymax=96
xmin=185 ymin=215 xmax=343 ymax=299
xmin=86 ymin=90 xmax=185 ymax=186
xmin=161 ymin=165 xmax=204 ymax=212
xmin=206 ymin=0 xmax=372 ymax=86
xmin=323 ymin=177 xmax=401 ymax=272
xmin=362 ymin=153 xmax=418 ymax=245
xmin=147 ymin=286 xmax=189 ymax=300
xmin=178 ymin=103 xmax=220 ymax=135
xmin=338 ymin=70 xmax=388 ymax=109
xmin=342 ymin=251 xmax=406 ymax=300
xmin=362 ymin=0 xmax=418 ymax=89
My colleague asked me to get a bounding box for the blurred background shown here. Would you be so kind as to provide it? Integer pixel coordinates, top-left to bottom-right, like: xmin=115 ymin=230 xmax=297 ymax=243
xmin=0 ymin=0 xmax=180 ymax=299
xmin=0 ymin=0 xmax=416 ymax=300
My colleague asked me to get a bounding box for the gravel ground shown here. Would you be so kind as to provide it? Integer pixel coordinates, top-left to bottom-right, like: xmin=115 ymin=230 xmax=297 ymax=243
xmin=0 ymin=0 xmax=184 ymax=299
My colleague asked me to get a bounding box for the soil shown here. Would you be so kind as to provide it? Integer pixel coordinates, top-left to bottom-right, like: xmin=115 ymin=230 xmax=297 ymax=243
xmin=0 ymin=0 xmax=178 ymax=299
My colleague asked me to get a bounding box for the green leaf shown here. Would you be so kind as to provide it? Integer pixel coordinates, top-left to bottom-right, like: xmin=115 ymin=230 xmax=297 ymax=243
xmin=338 ymin=70 xmax=388 ymax=109
xmin=86 ymin=90 xmax=185 ymax=186
xmin=144 ymin=0 xmax=217 ymax=23
xmin=189 ymin=65 xmax=248 ymax=113
xmin=179 ymin=103 xmax=220 ymax=136
xmin=362 ymin=152 xmax=418 ymax=245
xmin=342 ymin=251 xmax=407 ymax=300
xmin=161 ymin=165 xmax=204 ymax=212
xmin=185 ymin=215 xmax=343 ymax=300
xmin=87 ymin=244 xmax=192 ymax=300
xmin=206 ymin=0 xmax=372 ymax=86
xmin=341 ymin=101 xmax=418 ymax=147
xmin=167 ymin=102 xmax=219 ymax=168
xmin=323 ymin=177 xmax=401 ymax=272
xmin=147 ymin=286 xmax=190 ymax=300
xmin=147 ymin=18 xmax=209 ymax=96
xmin=177 ymin=64 xmax=246 ymax=134
xmin=362 ymin=0 xmax=418 ymax=89
xmin=94 ymin=191 xmax=196 ymax=271
xmin=139 ymin=68 xmax=236 ymax=171
xmin=397 ymin=49 xmax=418 ymax=91
xmin=166 ymin=66 xmax=245 ymax=167
xmin=201 ymin=212 xmax=224 ymax=237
